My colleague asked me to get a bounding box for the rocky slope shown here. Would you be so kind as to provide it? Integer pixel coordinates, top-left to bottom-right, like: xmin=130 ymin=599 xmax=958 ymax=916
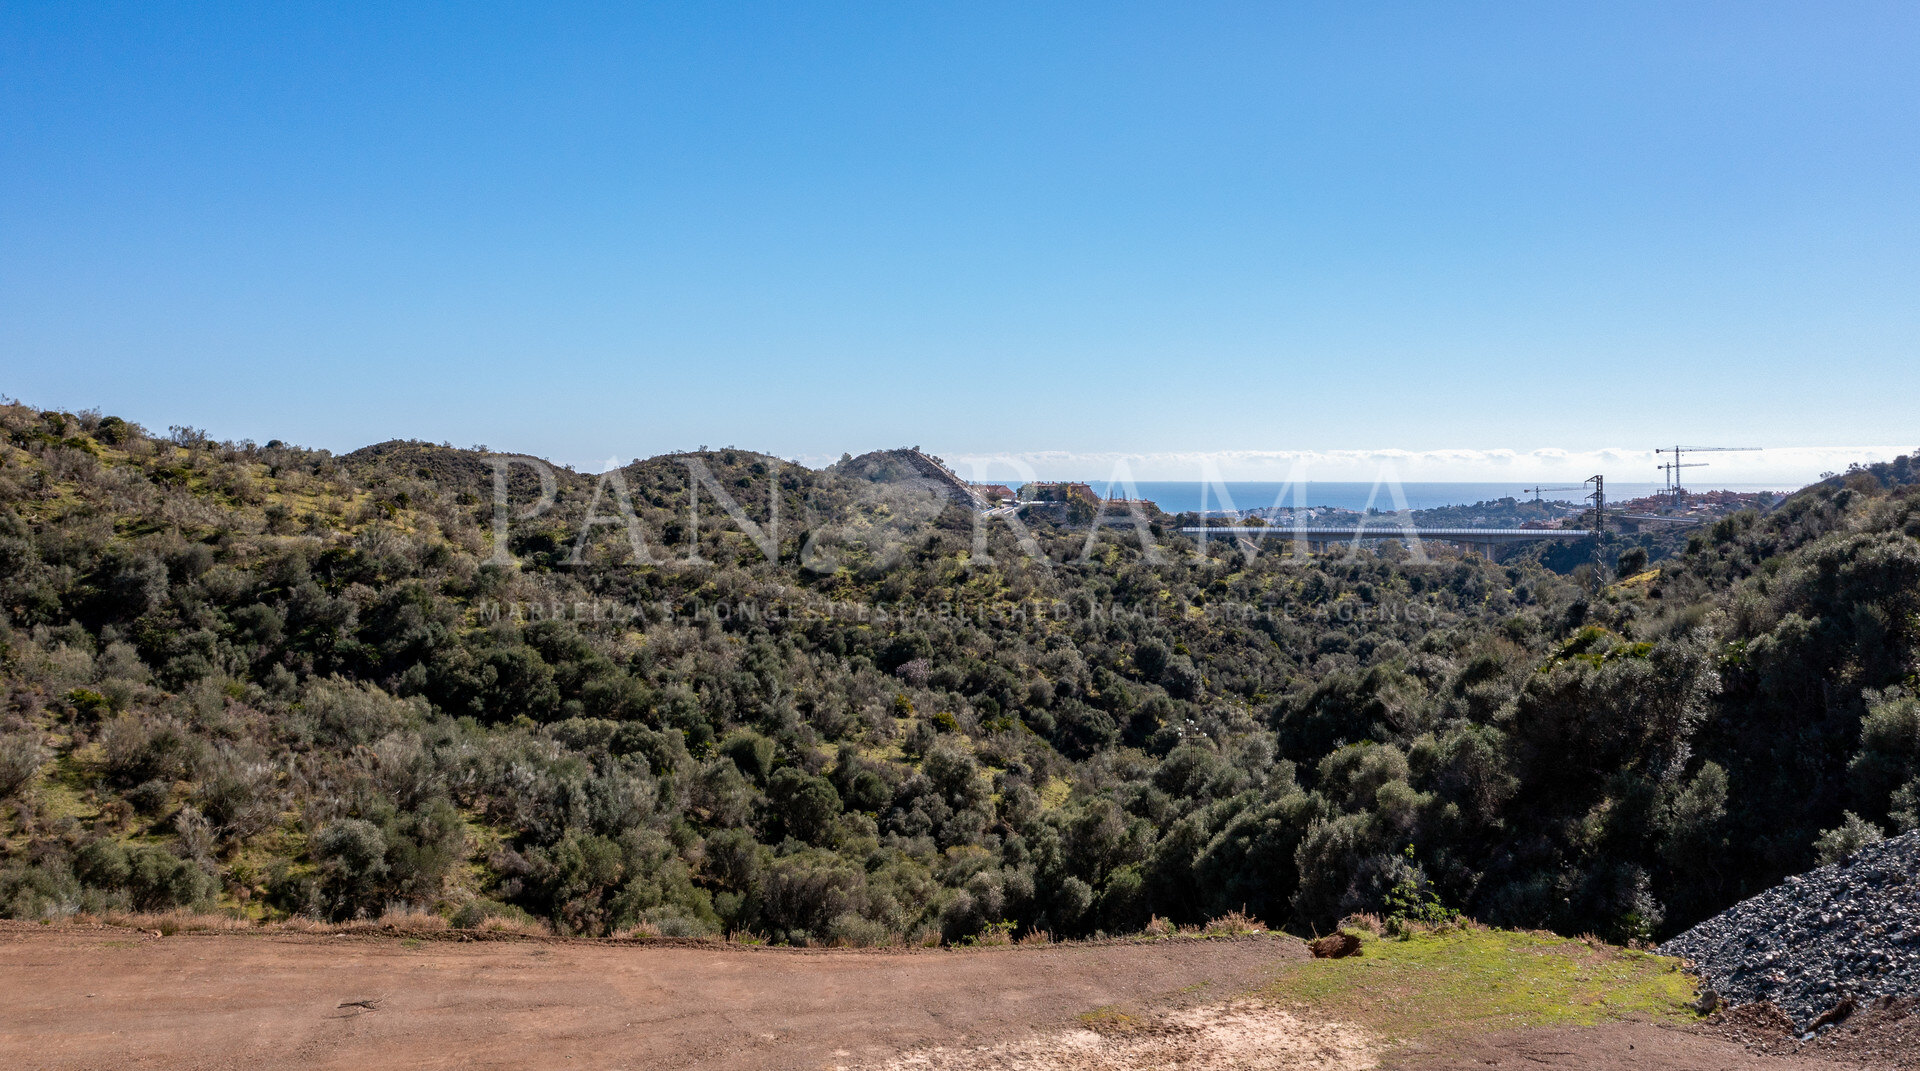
xmin=1662 ymin=831 xmax=1920 ymax=1030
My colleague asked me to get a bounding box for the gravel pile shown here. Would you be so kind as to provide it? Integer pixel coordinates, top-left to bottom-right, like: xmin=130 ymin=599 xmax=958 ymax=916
xmin=1662 ymin=830 xmax=1920 ymax=1031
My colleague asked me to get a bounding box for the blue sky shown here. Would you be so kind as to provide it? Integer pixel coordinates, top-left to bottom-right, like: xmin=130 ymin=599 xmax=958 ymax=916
xmin=3 ymin=3 xmax=1916 ymax=481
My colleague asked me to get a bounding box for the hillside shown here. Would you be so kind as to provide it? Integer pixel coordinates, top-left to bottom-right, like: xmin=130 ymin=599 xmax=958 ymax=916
xmin=3 ymin=400 xmax=1919 ymax=949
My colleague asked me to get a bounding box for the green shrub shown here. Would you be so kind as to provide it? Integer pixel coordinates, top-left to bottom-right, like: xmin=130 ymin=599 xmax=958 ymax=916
xmin=313 ymin=819 xmax=390 ymax=920
xmin=1814 ymin=812 xmax=1884 ymax=865
xmin=718 ymin=731 xmax=775 ymax=784
xmin=74 ymin=841 xmax=215 ymax=911
xmin=0 ymin=732 xmax=46 ymax=799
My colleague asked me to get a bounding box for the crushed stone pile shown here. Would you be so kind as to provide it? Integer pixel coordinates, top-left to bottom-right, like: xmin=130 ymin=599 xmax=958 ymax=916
xmin=1661 ymin=830 xmax=1920 ymax=1030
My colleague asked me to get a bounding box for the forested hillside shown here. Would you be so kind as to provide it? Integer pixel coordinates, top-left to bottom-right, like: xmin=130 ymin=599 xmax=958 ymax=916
xmin=2 ymin=400 xmax=1917 ymax=946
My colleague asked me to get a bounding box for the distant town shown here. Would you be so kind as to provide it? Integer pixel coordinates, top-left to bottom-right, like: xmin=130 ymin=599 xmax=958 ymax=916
xmin=971 ymin=479 xmax=1786 ymax=533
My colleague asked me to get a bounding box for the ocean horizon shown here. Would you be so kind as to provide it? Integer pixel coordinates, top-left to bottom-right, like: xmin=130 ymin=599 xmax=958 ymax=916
xmin=1068 ymin=481 xmax=1792 ymax=515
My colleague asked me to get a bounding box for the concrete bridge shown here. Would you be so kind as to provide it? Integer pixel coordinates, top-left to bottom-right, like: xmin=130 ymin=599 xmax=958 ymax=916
xmin=1180 ymin=525 xmax=1591 ymax=557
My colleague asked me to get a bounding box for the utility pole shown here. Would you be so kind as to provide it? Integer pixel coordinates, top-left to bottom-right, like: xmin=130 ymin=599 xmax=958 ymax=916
xmin=1585 ymin=474 xmax=1607 ymax=592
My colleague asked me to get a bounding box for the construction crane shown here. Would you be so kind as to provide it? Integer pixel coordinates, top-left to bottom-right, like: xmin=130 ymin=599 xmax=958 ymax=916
xmin=1655 ymin=460 xmax=1710 ymax=502
xmin=1654 ymin=446 xmax=1760 ymax=500
xmin=1519 ymin=485 xmax=1584 ymax=502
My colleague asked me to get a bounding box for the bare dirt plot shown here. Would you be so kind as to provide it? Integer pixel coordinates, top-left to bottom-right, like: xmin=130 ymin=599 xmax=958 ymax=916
xmin=875 ymin=1009 xmax=1867 ymax=1071
xmin=874 ymin=1001 xmax=1376 ymax=1070
xmin=0 ymin=925 xmax=1307 ymax=1071
xmin=0 ymin=923 xmax=1890 ymax=1071
xmin=1384 ymin=1021 xmax=1849 ymax=1070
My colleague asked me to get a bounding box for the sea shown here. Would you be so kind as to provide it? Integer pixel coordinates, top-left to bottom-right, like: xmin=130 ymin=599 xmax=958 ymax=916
xmin=1095 ymin=481 xmax=1734 ymax=515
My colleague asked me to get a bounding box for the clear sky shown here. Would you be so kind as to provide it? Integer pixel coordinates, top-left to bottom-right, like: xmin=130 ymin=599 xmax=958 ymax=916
xmin=3 ymin=3 xmax=1916 ymax=481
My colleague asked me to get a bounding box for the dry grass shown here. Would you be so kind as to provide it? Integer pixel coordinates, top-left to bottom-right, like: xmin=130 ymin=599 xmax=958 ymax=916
xmin=38 ymin=908 xmax=1278 ymax=950
xmin=93 ymin=910 xmax=258 ymax=936
xmin=471 ymin=914 xmax=553 ymax=937
xmin=1338 ymin=913 xmax=1384 ymax=936
xmin=67 ymin=904 xmax=549 ymax=939
xmin=375 ymin=904 xmax=451 ymax=932
xmin=1201 ymin=911 xmax=1267 ymax=936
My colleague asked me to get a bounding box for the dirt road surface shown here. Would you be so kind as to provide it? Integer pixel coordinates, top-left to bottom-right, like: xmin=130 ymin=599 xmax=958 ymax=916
xmin=0 ymin=923 xmax=1879 ymax=1070
xmin=0 ymin=925 xmax=1308 ymax=1071
xmin=1381 ymin=1022 xmax=1846 ymax=1071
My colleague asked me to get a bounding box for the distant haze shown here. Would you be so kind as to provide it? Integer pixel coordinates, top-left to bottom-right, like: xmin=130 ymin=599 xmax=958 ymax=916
xmin=937 ymin=446 xmax=1900 ymax=488
xmin=1084 ymin=482 xmax=1663 ymax=515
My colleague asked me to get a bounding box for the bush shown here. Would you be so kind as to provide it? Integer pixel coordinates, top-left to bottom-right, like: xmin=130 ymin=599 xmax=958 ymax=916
xmin=1615 ymin=547 xmax=1649 ymax=578
xmin=101 ymin=716 xmax=202 ymax=789
xmin=766 ymin=768 xmax=842 ymax=845
xmin=74 ymin=841 xmax=215 ymax=911
xmin=719 ymin=731 xmax=776 ymax=784
xmin=124 ymin=779 xmax=172 ymax=816
xmin=1382 ymin=845 xmax=1458 ymax=933
xmin=1814 ymin=812 xmax=1884 ymax=865
xmin=64 ymin=688 xmax=112 ymax=721
xmin=826 ymin=911 xmax=898 ymax=947
xmin=0 ymin=859 xmax=83 ymax=919
xmin=0 ymin=731 xmax=47 ymax=799
xmin=94 ymin=415 xmax=135 ymax=446
xmin=192 ymin=750 xmax=281 ymax=844
xmin=313 ymin=818 xmax=390 ymax=920
xmin=302 ymin=677 xmax=422 ymax=746
xmin=452 ymin=897 xmax=541 ymax=931
xmin=1095 ymin=864 xmax=1151 ymax=933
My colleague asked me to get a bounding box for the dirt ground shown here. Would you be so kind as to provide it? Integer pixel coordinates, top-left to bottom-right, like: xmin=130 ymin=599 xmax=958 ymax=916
xmin=0 ymin=922 xmax=1895 ymax=1070
xmin=1381 ymin=1020 xmax=1846 ymax=1070
xmin=0 ymin=924 xmax=1311 ymax=1071
xmin=1689 ymin=997 xmax=1920 ymax=1069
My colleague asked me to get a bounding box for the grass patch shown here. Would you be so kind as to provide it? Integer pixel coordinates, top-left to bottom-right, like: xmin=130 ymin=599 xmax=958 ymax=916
xmin=1261 ymin=925 xmax=1698 ymax=1041
xmin=35 ymin=752 xmax=104 ymax=826
xmin=1077 ymin=1005 xmax=1147 ymax=1035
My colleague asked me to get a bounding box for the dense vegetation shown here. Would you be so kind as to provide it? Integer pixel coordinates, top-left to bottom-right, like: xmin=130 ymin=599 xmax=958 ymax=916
xmin=2 ymin=400 xmax=1917 ymax=947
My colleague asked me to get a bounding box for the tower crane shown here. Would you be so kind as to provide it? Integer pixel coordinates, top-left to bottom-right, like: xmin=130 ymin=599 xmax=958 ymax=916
xmin=1655 ymin=460 xmax=1710 ymax=502
xmin=1519 ymin=485 xmax=1583 ymax=502
xmin=1654 ymin=446 xmax=1760 ymax=500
